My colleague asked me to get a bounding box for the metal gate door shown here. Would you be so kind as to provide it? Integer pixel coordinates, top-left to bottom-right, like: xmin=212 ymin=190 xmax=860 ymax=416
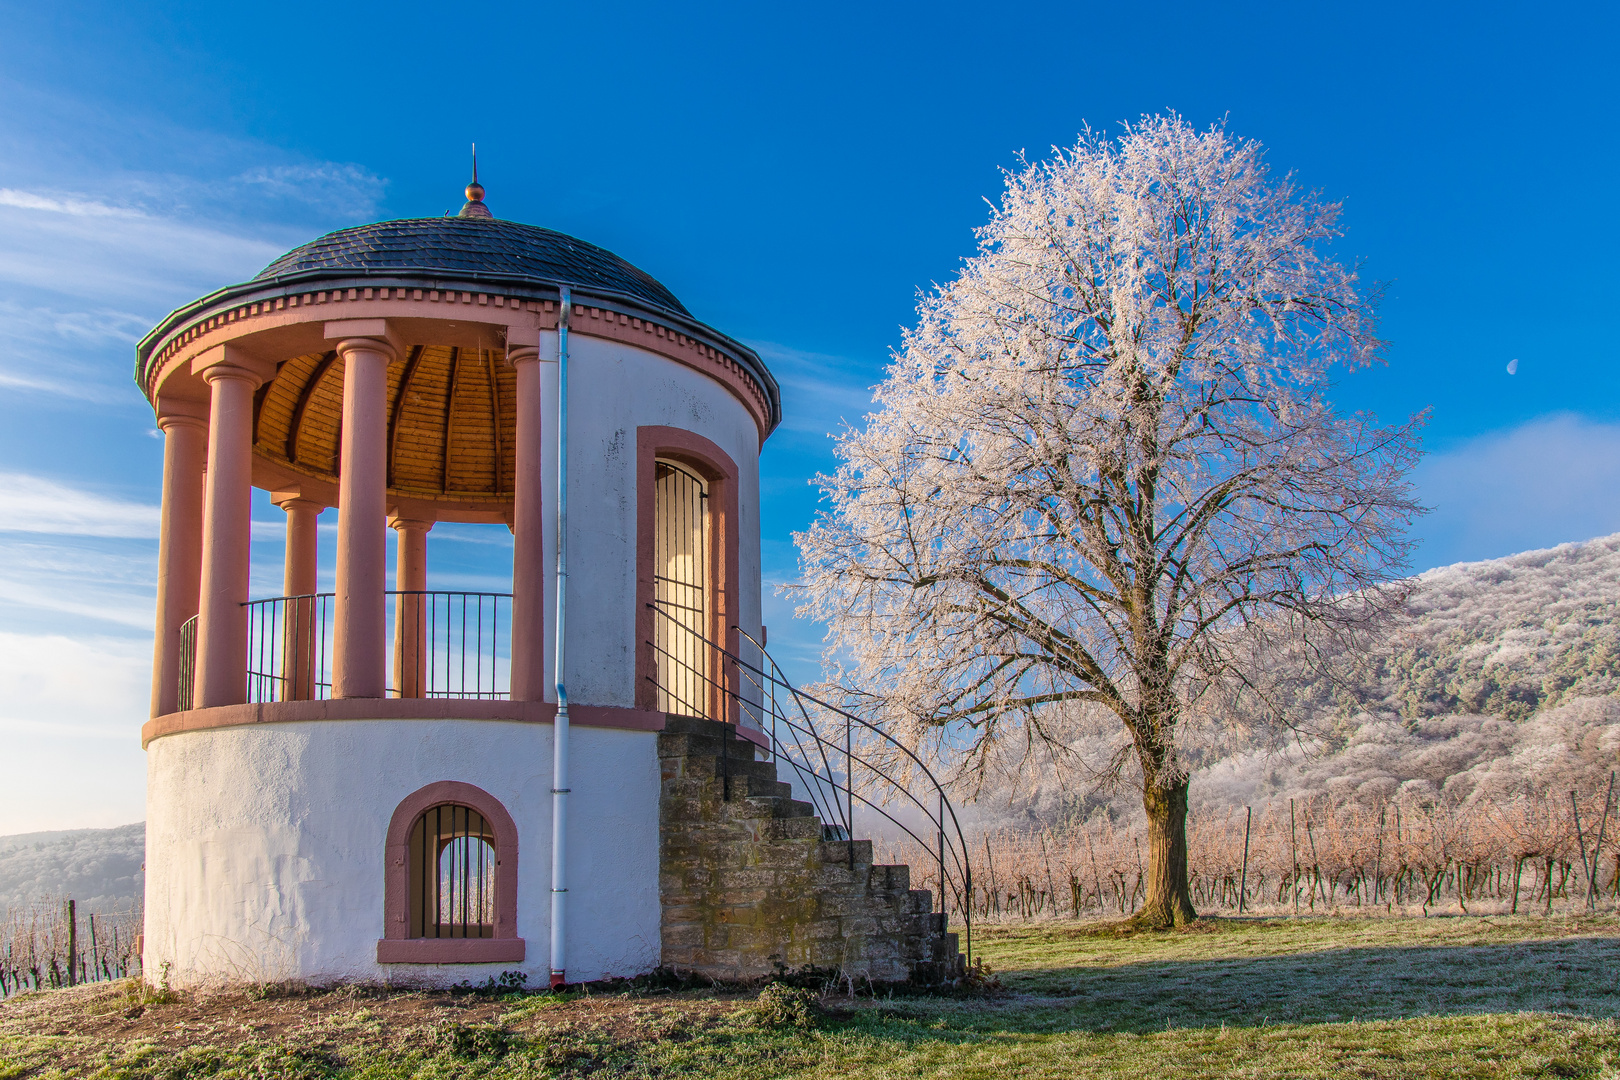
xmin=654 ymin=459 xmax=709 ymax=715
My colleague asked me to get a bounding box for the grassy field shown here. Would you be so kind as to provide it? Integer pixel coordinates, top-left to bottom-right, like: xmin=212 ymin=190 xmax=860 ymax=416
xmin=1 ymin=913 xmax=1617 ymax=1078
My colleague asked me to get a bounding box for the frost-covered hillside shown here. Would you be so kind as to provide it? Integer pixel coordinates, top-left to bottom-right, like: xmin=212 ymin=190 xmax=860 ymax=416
xmin=1194 ymin=535 xmax=1620 ymax=812
xmin=1357 ymin=535 xmax=1620 ymax=724
xmin=0 ymin=823 xmax=144 ymax=915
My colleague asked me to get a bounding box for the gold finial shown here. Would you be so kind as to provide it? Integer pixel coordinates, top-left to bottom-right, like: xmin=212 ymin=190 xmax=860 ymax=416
xmin=459 ymin=144 xmax=492 ymax=219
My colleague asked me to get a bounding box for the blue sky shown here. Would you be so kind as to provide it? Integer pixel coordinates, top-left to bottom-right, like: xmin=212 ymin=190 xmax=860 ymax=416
xmin=0 ymin=0 xmax=1615 ymax=831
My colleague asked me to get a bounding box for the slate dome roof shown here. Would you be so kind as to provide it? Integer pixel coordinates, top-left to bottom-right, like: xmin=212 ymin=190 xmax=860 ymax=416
xmin=252 ymin=217 xmax=690 ymax=317
xmin=136 ymin=187 xmax=780 ymax=439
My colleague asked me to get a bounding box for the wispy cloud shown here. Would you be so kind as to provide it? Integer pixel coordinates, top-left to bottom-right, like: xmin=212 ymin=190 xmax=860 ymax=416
xmin=0 ymin=535 xmax=155 ymax=630
xmin=234 ymin=164 xmax=387 ymax=221
xmin=0 ymin=369 xmax=115 ymax=400
xmin=0 ymin=191 xmax=284 ymax=304
xmin=0 ymin=473 xmax=159 ymax=538
xmin=0 ymin=188 xmax=131 ymax=217
xmin=1416 ymin=414 xmax=1620 ymax=569
xmin=0 ymin=299 xmax=154 ymax=402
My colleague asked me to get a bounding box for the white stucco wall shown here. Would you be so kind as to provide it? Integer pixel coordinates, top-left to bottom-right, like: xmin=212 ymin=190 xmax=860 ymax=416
xmin=144 ymin=720 xmax=660 ymax=988
xmin=535 ymin=330 xmax=764 ymax=707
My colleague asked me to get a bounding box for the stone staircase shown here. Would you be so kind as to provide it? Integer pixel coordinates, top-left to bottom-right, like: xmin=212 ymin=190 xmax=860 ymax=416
xmin=658 ymin=714 xmax=964 ymax=984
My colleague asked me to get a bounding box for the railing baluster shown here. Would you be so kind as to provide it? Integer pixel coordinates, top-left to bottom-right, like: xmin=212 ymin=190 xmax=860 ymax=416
xmin=241 ymin=591 xmax=513 ymax=703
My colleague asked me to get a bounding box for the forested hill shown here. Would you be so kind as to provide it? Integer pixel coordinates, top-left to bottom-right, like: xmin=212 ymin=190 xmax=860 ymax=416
xmin=0 ymin=824 xmax=144 ymax=916
xmin=1356 ymin=534 xmax=1620 ymax=725
xmin=1195 ymin=534 xmax=1620 ymax=811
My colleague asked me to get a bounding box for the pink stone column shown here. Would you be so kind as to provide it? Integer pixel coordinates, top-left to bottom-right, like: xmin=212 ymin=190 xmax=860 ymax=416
xmin=507 ymin=345 xmax=545 ymax=700
xmin=390 ymin=518 xmax=432 ymax=698
xmin=194 ymin=367 xmax=260 ymax=710
xmin=149 ymin=409 xmax=207 ymax=717
xmin=275 ymin=495 xmax=322 ymax=700
xmin=331 ymin=336 xmax=394 ymax=699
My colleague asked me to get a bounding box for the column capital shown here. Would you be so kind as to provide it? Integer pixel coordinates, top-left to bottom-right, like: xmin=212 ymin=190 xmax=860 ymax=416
xmin=270 ymin=486 xmax=326 ymax=511
xmin=157 ymin=411 xmax=209 ymax=435
xmin=155 ymin=393 xmax=209 ymax=433
xmin=506 ymin=344 xmax=541 ymax=366
xmin=325 ymin=319 xmax=404 ymax=363
xmin=387 ymin=515 xmax=434 ymax=533
xmin=193 ymin=344 xmax=274 ymax=387
xmin=272 ymin=495 xmax=325 ymax=518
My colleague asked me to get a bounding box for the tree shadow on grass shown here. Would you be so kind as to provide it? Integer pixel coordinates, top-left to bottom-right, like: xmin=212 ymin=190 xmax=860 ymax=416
xmin=876 ymin=935 xmax=1620 ymax=1036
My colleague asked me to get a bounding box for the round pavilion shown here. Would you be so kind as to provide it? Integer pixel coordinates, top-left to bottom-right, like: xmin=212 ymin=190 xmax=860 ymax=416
xmin=136 ymin=180 xmax=779 ymax=987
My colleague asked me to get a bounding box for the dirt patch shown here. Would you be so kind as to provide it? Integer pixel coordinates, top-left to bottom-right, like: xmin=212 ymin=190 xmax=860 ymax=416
xmin=0 ymin=979 xmax=751 ymax=1074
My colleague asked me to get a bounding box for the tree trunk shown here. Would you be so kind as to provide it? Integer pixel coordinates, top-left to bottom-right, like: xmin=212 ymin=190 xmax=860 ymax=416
xmin=1134 ymin=775 xmax=1198 ymax=927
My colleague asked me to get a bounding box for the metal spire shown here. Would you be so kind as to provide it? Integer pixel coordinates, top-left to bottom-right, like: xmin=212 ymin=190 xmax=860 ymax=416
xmin=459 ymin=144 xmax=492 ymax=219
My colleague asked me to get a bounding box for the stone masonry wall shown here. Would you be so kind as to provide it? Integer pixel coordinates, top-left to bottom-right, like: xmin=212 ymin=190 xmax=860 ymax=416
xmin=659 ymin=715 xmax=962 ymax=983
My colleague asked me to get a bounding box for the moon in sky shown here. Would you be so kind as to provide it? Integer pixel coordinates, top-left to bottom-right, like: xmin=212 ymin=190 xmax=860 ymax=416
xmin=1507 ymin=358 xmax=1519 ymax=375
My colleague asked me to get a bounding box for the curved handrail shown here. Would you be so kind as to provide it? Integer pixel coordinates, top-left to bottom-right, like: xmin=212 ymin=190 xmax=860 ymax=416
xmin=736 ymin=627 xmax=975 ymax=890
xmin=646 ymin=601 xmax=971 ymax=967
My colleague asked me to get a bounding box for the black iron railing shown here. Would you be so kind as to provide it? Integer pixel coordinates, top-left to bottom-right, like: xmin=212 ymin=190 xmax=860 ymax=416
xmin=233 ymin=591 xmax=511 ymax=703
xmin=246 ymin=592 xmax=332 ymax=702
xmin=647 ymin=601 xmax=971 ymax=966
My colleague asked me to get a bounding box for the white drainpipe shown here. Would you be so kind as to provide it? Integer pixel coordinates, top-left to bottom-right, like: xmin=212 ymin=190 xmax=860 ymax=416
xmin=549 ymin=286 xmax=572 ymax=988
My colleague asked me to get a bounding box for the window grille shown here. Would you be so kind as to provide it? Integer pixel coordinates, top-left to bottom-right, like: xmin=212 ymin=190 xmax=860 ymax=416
xmin=653 ymin=460 xmax=709 ymax=715
xmin=407 ymin=804 xmax=496 ymax=939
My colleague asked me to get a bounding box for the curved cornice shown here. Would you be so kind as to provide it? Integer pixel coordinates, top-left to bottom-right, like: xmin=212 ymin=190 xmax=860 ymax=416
xmin=136 ymin=268 xmax=780 ymax=437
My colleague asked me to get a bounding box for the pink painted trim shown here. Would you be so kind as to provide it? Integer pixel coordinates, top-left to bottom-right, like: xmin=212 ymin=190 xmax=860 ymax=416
xmin=376 ymin=938 xmax=526 ymax=964
xmin=635 ymin=427 xmax=741 ymax=719
xmin=144 ymin=294 xmax=773 ymax=443
xmin=381 ymin=781 xmax=520 ymax=961
xmin=140 ymin=699 xmax=665 ymax=748
xmin=736 ymin=725 xmax=769 ymax=752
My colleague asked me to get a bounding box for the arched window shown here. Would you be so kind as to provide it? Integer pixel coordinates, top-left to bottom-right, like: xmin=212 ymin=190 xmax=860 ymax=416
xmin=378 ymin=781 xmax=524 ymax=964
xmin=409 ymin=803 xmax=496 ymax=938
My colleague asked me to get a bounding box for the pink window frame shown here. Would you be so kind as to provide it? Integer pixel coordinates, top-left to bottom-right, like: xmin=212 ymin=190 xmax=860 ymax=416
xmin=377 ymin=780 xmax=525 ymax=964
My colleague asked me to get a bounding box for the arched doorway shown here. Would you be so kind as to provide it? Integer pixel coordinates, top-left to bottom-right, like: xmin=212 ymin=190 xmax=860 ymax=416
xmin=652 ymin=459 xmax=709 ymax=716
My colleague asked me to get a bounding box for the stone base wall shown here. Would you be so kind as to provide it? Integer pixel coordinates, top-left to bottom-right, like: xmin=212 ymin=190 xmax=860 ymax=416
xmin=658 ymin=715 xmax=962 ymax=983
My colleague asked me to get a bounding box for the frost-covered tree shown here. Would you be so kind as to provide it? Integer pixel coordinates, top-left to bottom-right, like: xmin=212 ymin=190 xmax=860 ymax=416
xmin=794 ymin=115 xmax=1425 ymax=926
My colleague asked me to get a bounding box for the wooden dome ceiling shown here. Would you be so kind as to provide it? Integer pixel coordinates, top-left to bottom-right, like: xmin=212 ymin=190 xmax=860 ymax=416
xmin=254 ymin=344 xmax=516 ymax=508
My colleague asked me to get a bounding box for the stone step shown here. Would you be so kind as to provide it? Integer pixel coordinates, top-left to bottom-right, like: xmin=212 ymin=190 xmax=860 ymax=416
xmin=816 ymin=838 xmax=873 ymax=868
xmin=662 ymin=714 xmax=762 ymax=741
xmin=668 ymin=749 xmax=782 ymax=784
xmin=729 ymin=794 xmax=806 ymax=820
xmin=657 ymin=730 xmax=767 ymax=763
xmin=732 ymin=774 xmax=792 ymax=800
xmin=869 ymin=864 xmax=910 ymax=892
xmin=762 ymin=815 xmax=824 ymax=840
xmin=900 ymin=889 xmax=933 ymax=915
